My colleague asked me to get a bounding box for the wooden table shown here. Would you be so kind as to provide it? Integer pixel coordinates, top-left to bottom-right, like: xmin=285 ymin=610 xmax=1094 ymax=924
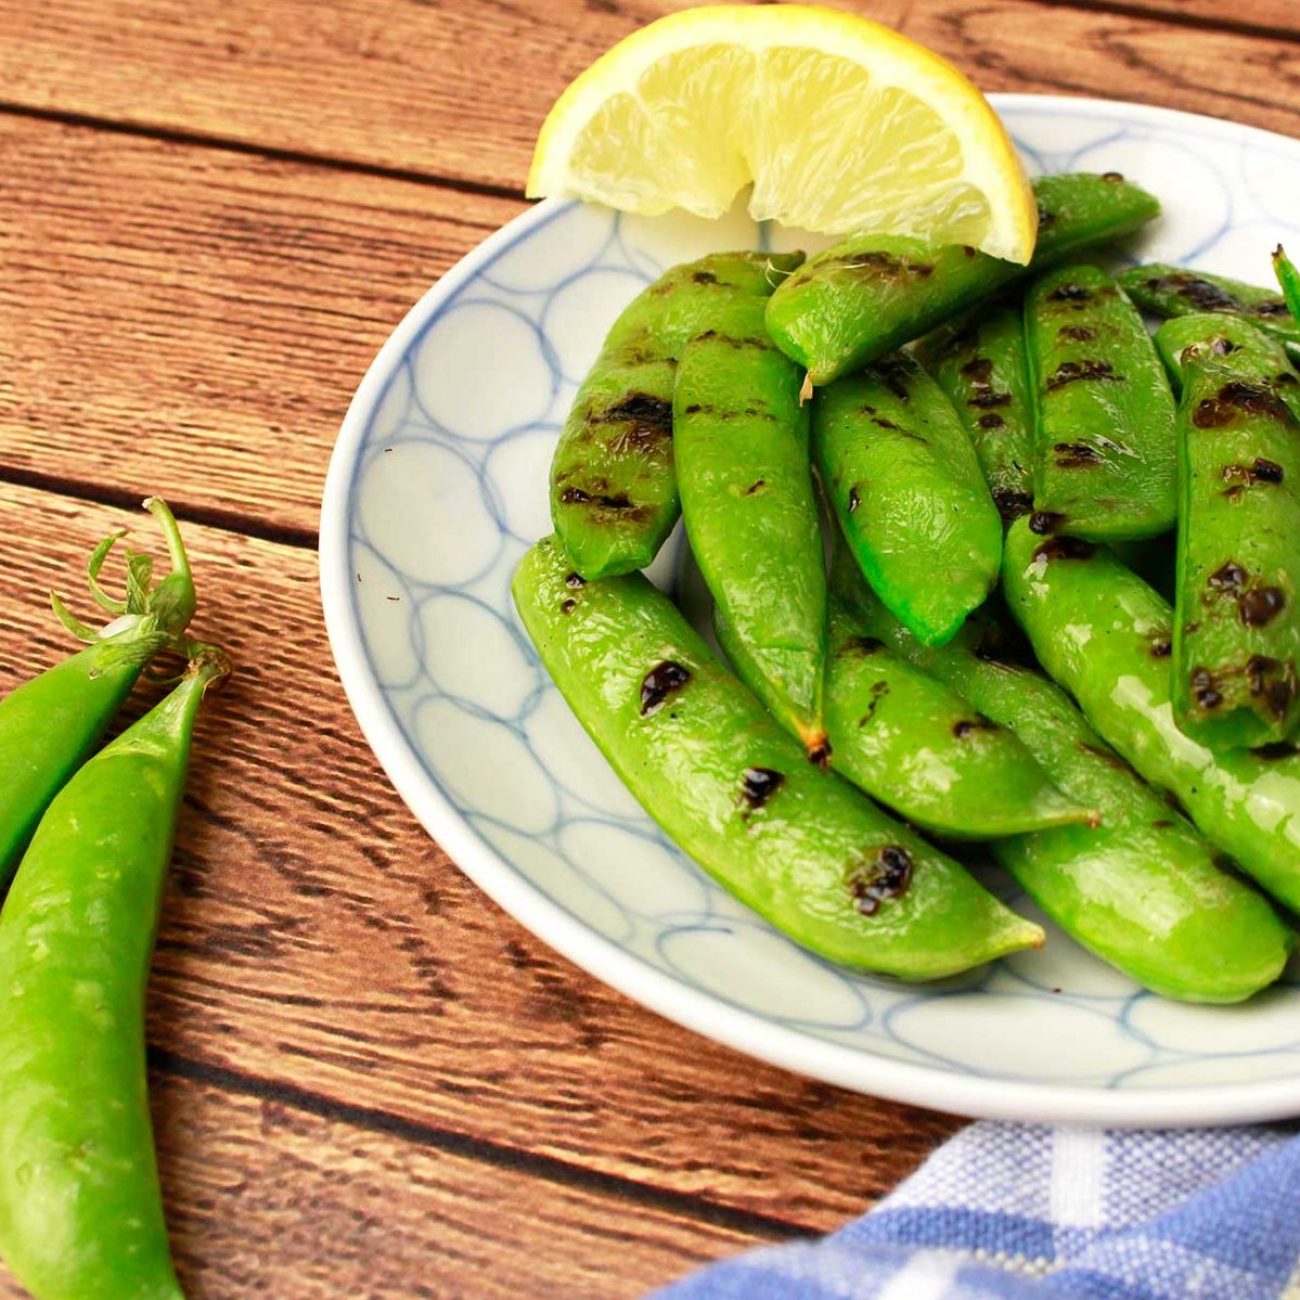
xmin=0 ymin=0 xmax=1294 ymax=1293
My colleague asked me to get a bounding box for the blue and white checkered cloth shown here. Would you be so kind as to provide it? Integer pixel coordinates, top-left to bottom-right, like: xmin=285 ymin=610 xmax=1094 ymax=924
xmin=655 ymin=1123 xmax=1300 ymax=1299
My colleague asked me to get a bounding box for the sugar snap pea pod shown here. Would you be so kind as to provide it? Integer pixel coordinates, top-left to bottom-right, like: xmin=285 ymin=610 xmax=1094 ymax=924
xmin=1119 ymin=262 xmax=1299 ymax=348
xmin=0 ymin=647 xmax=228 ymax=1300
xmin=814 ymin=351 xmax=1002 ymax=646
xmin=551 ymin=251 xmax=803 ymax=579
xmin=914 ymin=304 xmax=1035 ymax=523
xmin=767 ymin=172 xmax=1160 ymax=387
xmin=1002 ymin=517 xmax=1300 ymax=910
xmin=514 ymin=536 xmax=1043 ymax=977
xmin=819 ymin=579 xmax=1092 ymax=840
xmin=673 ymin=292 xmax=825 ymax=753
xmin=1155 ymin=312 xmax=1300 ymax=414
xmin=1161 ymin=325 xmax=1300 ymax=746
xmin=1025 ymin=263 xmax=1176 ymax=540
xmin=0 ymin=499 xmax=196 ymax=883
xmin=848 ymin=589 xmax=1291 ymax=1001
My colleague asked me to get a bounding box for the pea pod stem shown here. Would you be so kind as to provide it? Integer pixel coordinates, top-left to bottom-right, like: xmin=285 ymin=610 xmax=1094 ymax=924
xmin=0 ymin=644 xmax=228 ymax=1300
xmin=0 ymin=499 xmax=197 ymax=883
xmin=514 ymin=536 xmax=1042 ymax=979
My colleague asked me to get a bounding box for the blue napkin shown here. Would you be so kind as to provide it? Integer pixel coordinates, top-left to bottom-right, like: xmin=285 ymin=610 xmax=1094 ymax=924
xmin=655 ymin=1121 xmax=1300 ymax=1299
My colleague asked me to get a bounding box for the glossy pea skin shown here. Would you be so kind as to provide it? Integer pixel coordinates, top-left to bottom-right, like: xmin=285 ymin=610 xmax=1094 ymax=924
xmin=1002 ymin=517 xmax=1300 ymax=911
xmin=1025 ymin=263 xmax=1177 ymax=541
xmin=855 ymin=598 xmax=1290 ymax=1003
xmin=1119 ymin=263 xmax=1299 ymax=348
xmin=1165 ymin=331 xmax=1300 ymax=747
xmin=766 ymin=172 xmax=1160 ymax=387
xmin=914 ymin=304 xmax=1035 ymax=524
xmin=513 ymin=536 xmax=1043 ymax=978
xmin=0 ymin=657 xmax=224 ymax=1300
xmin=822 ymin=576 xmax=1092 ymax=840
xmin=550 ymin=251 xmax=803 ymax=579
xmin=814 ymin=351 xmax=1002 ymax=646
xmin=673 ymin=292 xmax=825 ymax=752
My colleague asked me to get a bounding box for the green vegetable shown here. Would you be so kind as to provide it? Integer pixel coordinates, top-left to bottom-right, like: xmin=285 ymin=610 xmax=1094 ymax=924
xmin=1120 ymin=262 xmax=1299 ymax=348
xmin=514 ymin=536 xmax=1043 ymax=978
xmin=1159 ymin=319 xmax=1300 ymax=746
xmin=852 ymin=592 xmax=1290 ymax=1003
xmin=821 ymin=562 xmax=1092 ymax=839
xmin=813 ymin=350 xmax=1002 ymax=646
xmin=0 ymin=648 xmax=228 ymax=1300
xmin=1155 ymin=312 xmax=1300 ymax=419
xmin=1273 ymin=245 xmax=1300 ymax=331
xmin=0 ymin=499 xmax=195 ymax=884
xmin=1024 ymin=263 xmax=1176 ymax=541
xmin=1002 ymin=516 xmax=1300 ymax=911
xmin=766 ymin=172 xmax=1160 ymax=387
xmin=915 ymin=304 xmax=1035 ymax=523
xmin=673 ymin=291 xmax=825 ymax=752
xmin=550 ymin=251 xmax=802 ymax=579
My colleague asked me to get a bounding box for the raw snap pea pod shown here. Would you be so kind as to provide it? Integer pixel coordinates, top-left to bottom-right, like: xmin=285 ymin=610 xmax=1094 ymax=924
xmin=550 ymin=251 xmax=803 ymax=579
xmin=1160 ymin=322 xmax=1300 ymax=746
xmin=821 ymin=562 xmax=1092 ymax=839
xmin=853 ymin=596 xmax=1291 ymax=1003
xmin=1024 ymin=263 xmax=1177 ymax=541
xmin=766 ymin=172 xmax=1160 ymax=387
xmin=0 ymin=499 xmax=196 ymax=883
xmin=1119 ymin=262 xmax=1300 ymax=348
xmin=514 ymin=536 xmax=1043 ymax=978
xmin=1002 ymin=517 xmax=1300 ymax=911
xmin=0 ymin=647 xmax=228 ymax=1300
xmin=813 ymin=350 xmax=1002 ymax=646
xmin=673 ymin=291 xmax=825 ymax=752
xmin=914 ymin=304 xmax=1036 ymax=523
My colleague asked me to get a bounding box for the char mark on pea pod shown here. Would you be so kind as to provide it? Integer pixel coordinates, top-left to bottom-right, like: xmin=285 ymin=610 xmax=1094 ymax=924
xmin=992 ymin=489 xmax=1034 ymax=524
xmin=739 ymin=767 xmax=784 ymax=813
xmin=693 ymin=329 xmax=772 ymax=350
xmin=839 ymin=251 xmax=934 ymax=281
xmin=1046 ymin=360 xmax=1122 ymax=392
xmin=1222 ymin=459 xmax=1284 ymax=499
xmin=640 ymin=661 xmax=692 ymax=716
xmin=1205 ymin=561 xmax=1287 ymax=628
xmin=1033 ymin=536 xmax=1096 ymax=563
xmin=847 ymin=845 xmax=914 ymax=917
xmin=1193 ymin=382 xmax=1291 ymax=429
xmin=1189 ymin=657 xmax=1296 ymax=718
xmin=953 ymin=715 xmax=998 ymax=739
xmin=1150 ymin=273 xmax=1242 ymax=313
xmin=858 ymin=680 xmax=890 ymax=728
xmin=961 ymin=356 xmax=1012 ymax=410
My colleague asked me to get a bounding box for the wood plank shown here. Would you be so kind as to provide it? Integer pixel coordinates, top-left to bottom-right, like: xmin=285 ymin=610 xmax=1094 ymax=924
xmin=0 ymin=1070 xmax=766 ymax=1298
xmin=2 ymin=0 xmax=1300 ymax=197
xmin=0 ymin=482 xmax=958 ymax=1234
xmin=0 ymin=113 xmax=519 ymax=538
xmin=1074 ymin=1 xmax=1300 ymax=36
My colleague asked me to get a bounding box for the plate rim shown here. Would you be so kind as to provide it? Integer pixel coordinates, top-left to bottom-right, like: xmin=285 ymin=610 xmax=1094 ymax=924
xmin=320 ymin=92 xmax=1300 ymax=1127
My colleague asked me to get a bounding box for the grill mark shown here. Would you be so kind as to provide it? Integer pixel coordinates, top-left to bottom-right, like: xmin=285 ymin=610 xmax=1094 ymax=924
xmin=640 ymin=661 xmax=691 ymax=716
xmin=739 ymin=767 xmax=784 ymax=811
xmin=1240 ymin=587 xmax=1286 ymax=627
xmin=1028 ymin=511 xmax=1064 ymax=536
xmin=1034 ymin=536 xmax=1096 ymax=562
xmin=1053 ymin=441 xmax=1103 ymax=469
xmin=1046 ymin=359 xmax=1121 ymax=392
xmin=992 ymin=488 xmax=1033 ymax=523
xmin=848 ymin=846 xmax=914 ymax=916
xmin=1193 ymin=382 xmax=1290 ymax=428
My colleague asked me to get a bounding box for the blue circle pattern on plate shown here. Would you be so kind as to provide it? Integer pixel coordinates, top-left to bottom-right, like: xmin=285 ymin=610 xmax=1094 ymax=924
xmin=340 ymin=98 xmax=1300 ymax=1104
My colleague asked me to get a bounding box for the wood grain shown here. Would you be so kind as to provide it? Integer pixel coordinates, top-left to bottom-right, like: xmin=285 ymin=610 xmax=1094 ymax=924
xmin=1 ymin=0 xmax=1299 ymax=200
xmin=0 ymin=1070 xmax=764 ymax=1299
xmin=0 ymin=113 xmax=518 ymax=538
xmin=0 ymin=482 xmax=956 ymax=1236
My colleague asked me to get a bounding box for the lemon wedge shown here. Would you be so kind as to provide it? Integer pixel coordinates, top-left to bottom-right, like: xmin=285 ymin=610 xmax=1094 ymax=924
xmin=527 ymin=4 xmax=1036 ymax=263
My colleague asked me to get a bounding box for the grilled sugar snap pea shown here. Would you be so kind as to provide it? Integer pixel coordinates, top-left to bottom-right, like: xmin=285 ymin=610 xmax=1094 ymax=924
xmin=674 ymin=292 xmax=825 ymax=753
xmin=915 ymin=304 xmax=1035 ymax=523
xmin=820 ymin=559 xmax=1092 ymax=839
xmin=814 ymin=350 xmax=1002 ymax=646
xmin=766 ymin=172 xmax=1160 ymax=387
xmin=514 ymin=536 xmax=1043 ymax=978
xmin=851 ymin=594 xmax=1291 ymax=1002
xmin=1025 ymin=263 xmax=1177 ymax=541
xmin=1156 ymin=319 xmax=1300 ymax=747
xmin=550 ymin=251 xmax=803 ymax=579
xmin=1120 ymin=262 xmax=1299 ymax=348
xmin=1002 ymin=517 xmax=1300 ymax=911
xmin=1156 ymin=313 xmax=1300 ymax=415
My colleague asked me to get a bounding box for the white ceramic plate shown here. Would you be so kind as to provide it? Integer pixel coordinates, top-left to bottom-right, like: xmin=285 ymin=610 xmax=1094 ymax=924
xmin=321 ymin=95 xmax=1300 ymax=1126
